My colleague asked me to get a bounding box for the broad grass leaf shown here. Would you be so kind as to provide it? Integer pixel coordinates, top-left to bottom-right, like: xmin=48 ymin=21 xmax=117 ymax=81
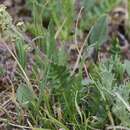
xmin=16 ymin=39 xmax=27 ymax=69
xmin=89 ymin=15 xmax=108 ymax=47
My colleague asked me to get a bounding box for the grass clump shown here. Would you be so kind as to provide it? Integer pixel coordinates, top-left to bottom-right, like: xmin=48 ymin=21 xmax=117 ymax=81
xmin=1 ymin=0 xmax=130 ymax=130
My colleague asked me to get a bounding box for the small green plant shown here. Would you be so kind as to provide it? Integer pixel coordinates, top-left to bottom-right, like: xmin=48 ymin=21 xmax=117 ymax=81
xmin=1 ymin=1 xmax=130 ymax=130
xmin=16 ymin=1 xmax=130 ymax=129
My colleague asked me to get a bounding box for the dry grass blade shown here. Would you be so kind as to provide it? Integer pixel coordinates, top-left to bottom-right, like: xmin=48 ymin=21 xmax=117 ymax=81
xmin=2 ymin=40 xmax=34 ymax=95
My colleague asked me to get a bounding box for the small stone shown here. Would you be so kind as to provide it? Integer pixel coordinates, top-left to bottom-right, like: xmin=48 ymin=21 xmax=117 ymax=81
xmin=3 ymin=0 xmax=13 ymax=7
